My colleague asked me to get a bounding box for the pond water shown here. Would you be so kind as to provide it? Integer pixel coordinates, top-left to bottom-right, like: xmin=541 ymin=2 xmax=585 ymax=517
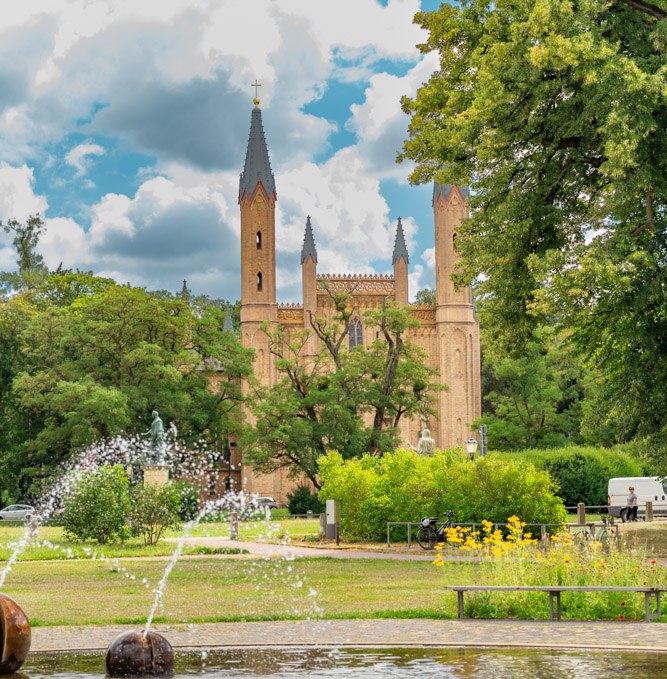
xmin=19 ymin=648 xmax=667 ymax=679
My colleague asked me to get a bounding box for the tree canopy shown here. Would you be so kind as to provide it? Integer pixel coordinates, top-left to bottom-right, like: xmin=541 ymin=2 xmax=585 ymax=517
xmin=0 ymin=271 xmax=253 ymax=501
xmin=243 ymin=290 xmax=443 ymax=489
xmin=400 ymin=0 xmax=667 ymax=457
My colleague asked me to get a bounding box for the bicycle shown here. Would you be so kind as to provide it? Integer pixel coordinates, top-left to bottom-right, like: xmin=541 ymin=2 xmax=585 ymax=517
xmin=571 ymin=517 xmax=612 ymax=546
xmin=416 ymin=510 xmax=455 ymax=550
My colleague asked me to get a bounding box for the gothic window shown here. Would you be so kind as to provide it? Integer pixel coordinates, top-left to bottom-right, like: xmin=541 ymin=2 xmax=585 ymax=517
xmin=208 ymin=475 xmax=217 ymax=497
xmin=256 ymin=231 xmax=262 ymax=249
xmin=452 ymin=232 xmax=458 ymax=251
xmin=257 ymin=272 xmax=262 ymax=291
xmin=349 ymin=317 xmax=363 ymax=349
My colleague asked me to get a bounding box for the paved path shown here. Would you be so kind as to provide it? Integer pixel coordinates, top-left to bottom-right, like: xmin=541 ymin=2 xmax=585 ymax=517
xmin=30 ymin=618 xmax=667 ymax=653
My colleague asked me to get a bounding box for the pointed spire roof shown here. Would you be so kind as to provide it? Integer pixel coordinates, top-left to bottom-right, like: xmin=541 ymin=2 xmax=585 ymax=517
xmin=301 ymin=215 xmax=318 ymax=263
xmin=392 ymin=217 xmax=409 ymax=264
xmin=432 ymin=181 xmax=470 ymax=205
xmin=223 ymin=301 xmax=235 ymax=332
xmin=239 ymin=104 xmax=276 ymax=203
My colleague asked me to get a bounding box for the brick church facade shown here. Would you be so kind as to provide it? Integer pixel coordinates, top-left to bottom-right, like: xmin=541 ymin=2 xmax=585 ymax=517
xmin=236 ymin=101 xmax=481 ymax=503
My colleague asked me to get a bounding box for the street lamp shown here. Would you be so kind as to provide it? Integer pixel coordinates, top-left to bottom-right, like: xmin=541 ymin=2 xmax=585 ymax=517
xmin=465 ymin=437 xmax=478 ymax=461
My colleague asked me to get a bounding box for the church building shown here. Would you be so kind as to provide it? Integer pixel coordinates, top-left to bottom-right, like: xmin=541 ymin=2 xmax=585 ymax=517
xmin=237 ymin=98 xmax=481 ymax=502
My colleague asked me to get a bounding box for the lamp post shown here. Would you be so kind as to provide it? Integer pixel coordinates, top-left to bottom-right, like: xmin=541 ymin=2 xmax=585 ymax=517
xmin=465 ymin=437 xmax=478 ymax=461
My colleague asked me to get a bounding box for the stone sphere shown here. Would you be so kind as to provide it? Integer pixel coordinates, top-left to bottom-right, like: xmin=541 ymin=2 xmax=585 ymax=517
xmin=106 ymin=630 xmax=174 ymax=677
xmin=0 ymin=593 xmax=32 ymax=674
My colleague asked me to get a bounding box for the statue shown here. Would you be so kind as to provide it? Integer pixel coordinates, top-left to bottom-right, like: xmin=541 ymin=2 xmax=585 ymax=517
xmin=144 ymin=410 xmax=166 ymax=465
xmin=417 ymin=428 xmax=435 ymax=456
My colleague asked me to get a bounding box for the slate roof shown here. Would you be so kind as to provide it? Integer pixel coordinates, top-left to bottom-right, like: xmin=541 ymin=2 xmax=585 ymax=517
xmin=301 ymin=215 xmax=318 ymax=264
xmin=432 ymin=181 xmax=470 ymax=205
xmin=392 ymin=217 xmax=409 ymax=264
xmin=239 ymin=106 xmax=276 ymax=202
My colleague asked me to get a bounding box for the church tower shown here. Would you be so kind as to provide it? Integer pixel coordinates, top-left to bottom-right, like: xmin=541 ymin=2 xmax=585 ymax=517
xmin=433 ymin=182 xmax=481 ymax=445
xmin=239 ymin=97 xmax=277 ymax=388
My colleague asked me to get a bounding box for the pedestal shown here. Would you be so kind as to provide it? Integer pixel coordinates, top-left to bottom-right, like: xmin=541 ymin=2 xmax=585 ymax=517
xmin=142 ymin=465 xmax=170 ymax=489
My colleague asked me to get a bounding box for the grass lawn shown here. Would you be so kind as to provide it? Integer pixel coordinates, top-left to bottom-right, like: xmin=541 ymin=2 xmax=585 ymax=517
xmin=0 ymin=556 xmax=467 ymax=626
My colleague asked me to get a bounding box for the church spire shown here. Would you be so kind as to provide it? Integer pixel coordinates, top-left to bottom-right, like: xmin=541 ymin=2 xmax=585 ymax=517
xmin=239 ymin=104 xmax=276 ymax=203
xmin=392 ymin=217 xmax=409 ymax=264
xmin=301 ymin=215 xmax=318 ymax=264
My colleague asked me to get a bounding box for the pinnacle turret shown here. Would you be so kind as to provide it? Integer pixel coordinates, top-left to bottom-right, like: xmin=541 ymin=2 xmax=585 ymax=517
xmin=392 ymin=217 xmax=409 ymax=264
xmin=239 ymin=106 xmax=276 ymax=202
xmin=301 ymin=215 xmax=318 ymax=264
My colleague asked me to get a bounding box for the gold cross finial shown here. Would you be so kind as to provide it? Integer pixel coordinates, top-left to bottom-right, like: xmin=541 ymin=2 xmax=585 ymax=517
xmin=251 ymin=79 xmax=261 ymax=106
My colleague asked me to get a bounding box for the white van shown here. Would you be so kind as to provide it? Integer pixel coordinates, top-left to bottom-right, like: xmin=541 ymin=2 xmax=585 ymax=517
xmin=607 ymin=477 xmax=667 ymax=520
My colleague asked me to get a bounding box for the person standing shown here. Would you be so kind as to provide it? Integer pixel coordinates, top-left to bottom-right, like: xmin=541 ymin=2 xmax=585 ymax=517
xmin=626 ymin=486 xmax=638 ymax=522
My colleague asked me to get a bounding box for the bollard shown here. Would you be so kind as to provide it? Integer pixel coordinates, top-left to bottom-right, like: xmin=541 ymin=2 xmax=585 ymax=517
xmin=230 ymin=511 xmax=239 ymax=540
xmin=577 ymin=503 xmax=586 ymax=525
xmin=646 ymin=501 xmax=654 ymax=522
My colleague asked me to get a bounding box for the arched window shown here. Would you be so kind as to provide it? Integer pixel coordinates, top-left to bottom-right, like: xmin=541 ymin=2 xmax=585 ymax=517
xmin=349 ymin=317 xmax=363 ymax=349
xmin=257 ymin=272 xmax=263 ymax=291
xmin=256 ymin=231 xmax=262 ymax=249
xmin=452 ymin=232 xmax=458 ymax=251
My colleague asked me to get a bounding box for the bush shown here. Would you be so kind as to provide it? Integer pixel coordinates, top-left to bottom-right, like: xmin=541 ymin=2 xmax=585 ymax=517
xmin=287 ymin=484 xmax=324 ymax=515
xmin=502 ymin=446 xmax=646 ymax=506
xmin=170 ymin=480 xmax=200 ymax=521
xmin=129 ymin=484 xmax=181 ymax=545
xmin=61 ymin=465 xmax=131 ymax=544
xmin=318 ymin=449 xmax=567 ymax=542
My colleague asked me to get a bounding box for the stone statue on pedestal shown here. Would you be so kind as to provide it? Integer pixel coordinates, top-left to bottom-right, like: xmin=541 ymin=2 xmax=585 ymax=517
xmin=144 ymin=410 xmax=166 ymax=465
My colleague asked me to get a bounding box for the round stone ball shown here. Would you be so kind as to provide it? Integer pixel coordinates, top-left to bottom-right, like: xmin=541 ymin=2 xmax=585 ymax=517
xmin=106 ymin=630 xmax=174 ymax=677
xmin=0 ymin=593 xmax=32 ymax=674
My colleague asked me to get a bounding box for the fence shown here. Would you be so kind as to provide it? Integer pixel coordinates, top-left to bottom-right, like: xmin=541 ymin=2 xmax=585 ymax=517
xmin=386 ymin=519 xmax=619 ymax=549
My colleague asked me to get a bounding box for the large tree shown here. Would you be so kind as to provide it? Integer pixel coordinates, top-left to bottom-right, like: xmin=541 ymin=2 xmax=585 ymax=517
xmin=244 ymin=290 xmax=443 ymax=489
xmin=400 ymin=0 xmax=667 ymax=456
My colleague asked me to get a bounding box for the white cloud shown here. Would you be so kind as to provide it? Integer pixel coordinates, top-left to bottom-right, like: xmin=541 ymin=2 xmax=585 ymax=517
xmin=346 ymin=52 xmax=440 ymax=180
xmin=0 ymin=163 xmax=48 ymax=223
xmin=65 ymin=142 xmax=106 ymax=176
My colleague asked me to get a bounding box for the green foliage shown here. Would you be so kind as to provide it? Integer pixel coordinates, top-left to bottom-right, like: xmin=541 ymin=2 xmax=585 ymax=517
xmin=129 ymin=484 xmax=182 ymax=545
xmin=413 ymin=288 xmax=436 ymax=306
xmin=0 ymin=214 xmax=48 ymax=294
xmin=478 ymin=328 xmax=584 ymax=449
xmin=503 ymin=445 xmax=647 ymax=506
xmin=318 ymin=449 xmax=567 ymax=541
xmin=0 ymin=271 xmax=254 ymax=497
xmin=287 ymin=484 xmax=325 ymax=515
xmin=170 ymin=480 xmax=201 ymax=521
xmin=245 ymin=294 xmax=443 ymax=488
xmin=61 ymin=465 xmax=132 ymax=544
xmin=400 ymin=0 xmax=667 ymax=460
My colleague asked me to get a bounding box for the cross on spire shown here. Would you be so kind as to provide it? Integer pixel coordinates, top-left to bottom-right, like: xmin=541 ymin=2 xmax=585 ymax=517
xmin=251 ymin=79 xmax=261 ymax=105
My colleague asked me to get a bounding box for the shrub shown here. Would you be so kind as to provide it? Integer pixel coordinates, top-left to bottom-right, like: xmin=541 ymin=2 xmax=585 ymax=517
xmin=503 ymin=446 xmax=646 ymax=506
xmin=287 ymin=484 xmax=324 ymax=515
xmin=170 ymin=480 xmax=200 ymax=521
xmin=318 ymin=449 xmax=567 ymax=542
xmin=129 ymin=484 xmax=181 ymax=545
xmin=61 ymin=465 xmax=131 ymax=544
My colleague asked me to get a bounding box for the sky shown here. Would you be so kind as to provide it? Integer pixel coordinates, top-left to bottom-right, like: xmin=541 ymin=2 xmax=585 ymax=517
xmin=0 ymin=0 xmax=446 ymax=302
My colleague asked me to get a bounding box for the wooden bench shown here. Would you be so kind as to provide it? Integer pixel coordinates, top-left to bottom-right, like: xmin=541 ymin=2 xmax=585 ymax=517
xmin=444 ymin=585 xmax=666 ymax=621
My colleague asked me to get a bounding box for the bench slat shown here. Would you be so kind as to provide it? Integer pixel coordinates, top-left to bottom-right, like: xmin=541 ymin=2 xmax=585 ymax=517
xmin=444 ymin=586 xmax=665 ymax=592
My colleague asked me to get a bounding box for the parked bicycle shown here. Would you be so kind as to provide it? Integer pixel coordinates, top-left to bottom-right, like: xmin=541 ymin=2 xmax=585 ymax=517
xmin=417 ymin=510 xmax=455 ymax=550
